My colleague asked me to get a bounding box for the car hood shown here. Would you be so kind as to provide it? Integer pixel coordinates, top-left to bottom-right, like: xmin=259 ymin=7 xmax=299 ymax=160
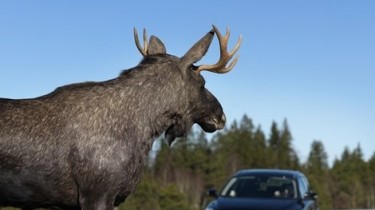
xmin=210 ymin=197 xmax=302 ymax=210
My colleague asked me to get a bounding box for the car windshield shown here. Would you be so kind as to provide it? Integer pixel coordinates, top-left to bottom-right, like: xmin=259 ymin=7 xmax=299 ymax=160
xmin=220 ymin=175 xmax=297 ymax=199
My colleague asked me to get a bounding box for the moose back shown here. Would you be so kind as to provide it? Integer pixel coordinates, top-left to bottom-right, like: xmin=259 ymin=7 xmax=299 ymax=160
xmin=0 ymin=26 xmax=242 ymax=210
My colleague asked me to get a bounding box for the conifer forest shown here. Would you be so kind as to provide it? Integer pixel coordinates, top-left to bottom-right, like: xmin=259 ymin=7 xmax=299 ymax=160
xmin=122 ymin=115 xmax=375 ymax=210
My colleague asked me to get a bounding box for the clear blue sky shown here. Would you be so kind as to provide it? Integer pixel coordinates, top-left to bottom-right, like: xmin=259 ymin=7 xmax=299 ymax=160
xmin=1 ymin=1 xmax=374 ymax=165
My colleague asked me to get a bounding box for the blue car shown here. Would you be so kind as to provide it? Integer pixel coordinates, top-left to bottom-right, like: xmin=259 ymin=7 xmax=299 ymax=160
xmin=205 ymin=169 xmax=319 ymax=210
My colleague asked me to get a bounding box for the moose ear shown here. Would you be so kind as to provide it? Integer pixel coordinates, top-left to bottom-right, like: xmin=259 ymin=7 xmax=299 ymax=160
xmin=147 ymin=36 xmax=166 ymax=55
xmin=180 ymin=29 xmax=214 ymax=69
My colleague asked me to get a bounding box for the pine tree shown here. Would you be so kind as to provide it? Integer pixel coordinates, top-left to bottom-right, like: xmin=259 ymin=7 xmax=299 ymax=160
xmin=268 ymin=121 xmax=280 ymax=168
xmin=268 ymin=120 xmax=299 ymax=169
xmin=331 ymin=145 xmax=368 ymax=208
xmin=279 ymin=119 xmax=299 ymax=168
xmin=252 ymin=125 xmax=268 ymax=168
xmin=305 ymin=140 xmax=332 ymax=209
xmin=368 ymin=152 xmax=375 ymax=208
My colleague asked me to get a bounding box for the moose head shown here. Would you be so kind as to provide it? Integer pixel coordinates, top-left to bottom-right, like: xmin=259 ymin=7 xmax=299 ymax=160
xmin=133 ymin=25 xmax=242 ymax=145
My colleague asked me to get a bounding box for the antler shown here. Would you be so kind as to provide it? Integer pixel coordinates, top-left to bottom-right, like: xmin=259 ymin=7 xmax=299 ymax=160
xmin=196 ymin=25 xmax=242 ymax=74
xmin=134 ymin=28 xmax=148 ymax=56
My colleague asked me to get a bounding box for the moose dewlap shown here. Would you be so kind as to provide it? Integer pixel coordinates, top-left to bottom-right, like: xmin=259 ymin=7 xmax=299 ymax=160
xmin=0 ymin=25 xmax=242 ymax=210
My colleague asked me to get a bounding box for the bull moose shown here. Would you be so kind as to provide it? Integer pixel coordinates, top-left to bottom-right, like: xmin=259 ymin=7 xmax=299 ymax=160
xmin=0 ymin=25 xmax=242 ymax=210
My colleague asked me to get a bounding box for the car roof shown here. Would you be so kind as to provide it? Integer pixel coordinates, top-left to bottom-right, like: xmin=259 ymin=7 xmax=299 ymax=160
xmin=233 ymin=169 xmax=305 ymax=179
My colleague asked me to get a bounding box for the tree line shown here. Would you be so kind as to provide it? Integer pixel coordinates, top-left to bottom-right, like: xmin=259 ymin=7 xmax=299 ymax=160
xmin=1 ymin=114 xmax=374 ymax=210
xmin=122 ymin=114 xmax=375 ymax=210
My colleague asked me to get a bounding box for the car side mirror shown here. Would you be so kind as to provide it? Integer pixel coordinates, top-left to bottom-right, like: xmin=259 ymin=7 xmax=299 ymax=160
xmin=207 ymin=188 xmax=219 ymax=198
xmin=305 ymin=190 xmax=318 ymax=200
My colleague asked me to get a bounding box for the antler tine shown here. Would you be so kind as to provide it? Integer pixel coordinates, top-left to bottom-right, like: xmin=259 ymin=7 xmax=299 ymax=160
xmin=196 ymin=25 xmax=242 ymax=74
xmin=142 ymin=28 xmax=148 ymax=54
xmin=134 ymin=28 xmax=148 ymax=56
